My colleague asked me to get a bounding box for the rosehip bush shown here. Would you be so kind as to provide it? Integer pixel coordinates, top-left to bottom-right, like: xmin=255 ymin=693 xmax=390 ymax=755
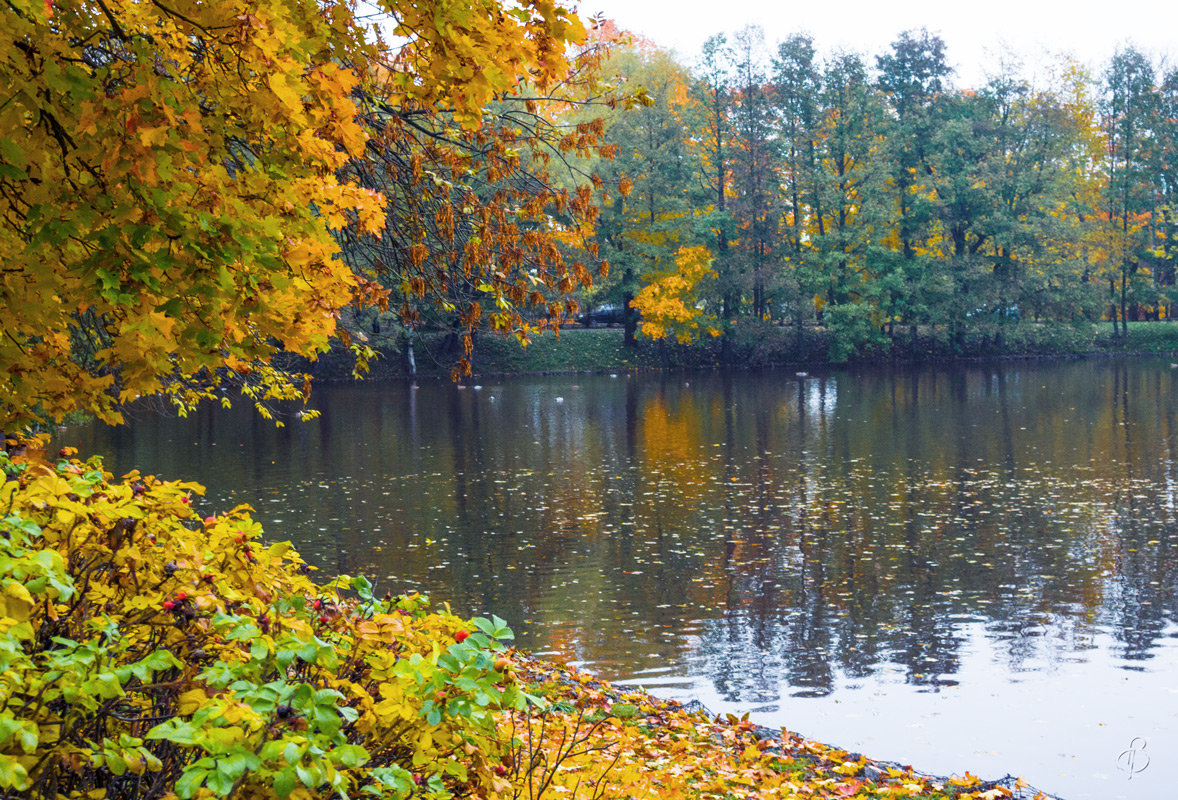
xmin=0 ymin=448 xmax=526 ymax=800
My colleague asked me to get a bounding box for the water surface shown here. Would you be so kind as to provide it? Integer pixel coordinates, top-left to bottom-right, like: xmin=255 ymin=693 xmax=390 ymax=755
xmin=64 ymin=360 xmax=1178 ymax=799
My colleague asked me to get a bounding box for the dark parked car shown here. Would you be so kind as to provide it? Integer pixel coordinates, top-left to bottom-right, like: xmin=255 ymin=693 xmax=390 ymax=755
xmin=578 ymin=304 xmax=627 ymax=327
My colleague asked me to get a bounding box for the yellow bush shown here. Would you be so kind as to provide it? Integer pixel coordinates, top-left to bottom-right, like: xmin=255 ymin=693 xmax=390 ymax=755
xmin=0 ymin=448 xmax=523 ymax=800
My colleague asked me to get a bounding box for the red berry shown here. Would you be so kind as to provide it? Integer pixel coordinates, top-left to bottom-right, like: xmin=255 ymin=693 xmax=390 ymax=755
xmin=319 ymin=615 xmax=329 ymax=625
xmin=454 ymin=630 xmax=469 ymax=643
xmin=180 ymin=495 xmax=190 ymax=504
xmin=162 ymin=600 xmax=176 ymax=611
xmin=312 ymin=599 xmax=323 ymax=610
xmin=203 ymin=515 xmax=216 ymax=525
xmin=175 ymin=592 xmax=187 ymax=601
xmin=495 ymin=765 xmax=508 ymax=776
xmin=412 ymin=775 xmax=422 ymax=785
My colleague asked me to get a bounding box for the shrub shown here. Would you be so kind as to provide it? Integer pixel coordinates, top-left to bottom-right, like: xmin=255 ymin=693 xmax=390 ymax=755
xmin=0 ymin=446 xmax=525 ymax=800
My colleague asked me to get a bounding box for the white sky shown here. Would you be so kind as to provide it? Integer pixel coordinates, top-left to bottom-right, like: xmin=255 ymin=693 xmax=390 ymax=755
xmin=577 ymin=0 xmax=1178 ymax=89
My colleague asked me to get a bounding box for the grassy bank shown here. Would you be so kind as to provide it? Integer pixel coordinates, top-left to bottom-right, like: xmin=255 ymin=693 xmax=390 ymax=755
xmin=1094 ymin=320 xmax=1178 ymax=353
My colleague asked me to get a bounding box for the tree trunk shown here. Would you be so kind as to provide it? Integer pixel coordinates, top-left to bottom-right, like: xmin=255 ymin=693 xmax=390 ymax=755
xmin=1120 ymin=262 xmax=1130 ymax=339
xmin=623 ymin=289 xmax=638 ymax=348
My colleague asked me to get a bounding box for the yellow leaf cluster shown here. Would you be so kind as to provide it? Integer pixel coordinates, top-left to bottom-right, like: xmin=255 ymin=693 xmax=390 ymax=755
xmin=633 ymin=246 xmax=719 ymax=343
xmin=0 ymin=0 xmax=386 ymax=427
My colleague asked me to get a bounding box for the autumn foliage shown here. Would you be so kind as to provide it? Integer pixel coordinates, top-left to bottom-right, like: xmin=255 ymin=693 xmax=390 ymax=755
xmin=632 ymin=246 xmax=720 ymax=343
xmin=338 ymin=53 xmax=613 ymax=376
xmin=0 ymin=0 xmax=388 ymax=428
xmin=585 ymin=31 xmax=1178 ymax=360
xmin=0 ymin=446 xmax=539 ymax=799
xmin=0 ymin=0 xmax=602 ymax=428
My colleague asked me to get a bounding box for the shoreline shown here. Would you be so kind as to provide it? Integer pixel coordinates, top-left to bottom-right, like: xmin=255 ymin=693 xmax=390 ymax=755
xmin=511 ymin=650 xmax=1062 ymax=800
xmin=308 ymin=345 xmax=1178 ymax=387
xmin=292 ymin=322 xmax=1178 ymax=384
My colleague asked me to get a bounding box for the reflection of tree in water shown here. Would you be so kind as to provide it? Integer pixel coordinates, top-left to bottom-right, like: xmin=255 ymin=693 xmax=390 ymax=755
xmin=679 ymin=364 xmax=1178 ymax=700
xmin=1107 ymin=504 xmax=1174 ymax=663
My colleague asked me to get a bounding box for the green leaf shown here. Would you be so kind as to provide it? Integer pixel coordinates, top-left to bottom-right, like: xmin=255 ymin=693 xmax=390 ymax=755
xmin=274 ymin=768 xmax=297 ymax=798
xmin=332 ymin=744 xmax=369 ymax=768
xmin=206 ymin=767 xmax=236 ymax=796
xmin=17 ymin=724 xmax=37 ymax=754
xmin=350 ymin=575 xmax=374 ymax=601
xmin=284 ymin=742 xmax=302 ymax=765
xmin=0 ymin=756 xmax=30 ymax=790
xmin=296 ymin=763 xmax=320 ymax=788
xmin=174 ymin=767 xmax=207 ymax=798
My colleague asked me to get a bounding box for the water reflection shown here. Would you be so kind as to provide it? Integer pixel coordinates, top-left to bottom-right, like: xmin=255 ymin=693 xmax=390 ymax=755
xmin=63 ymin=359 xmax=1178 ymax=798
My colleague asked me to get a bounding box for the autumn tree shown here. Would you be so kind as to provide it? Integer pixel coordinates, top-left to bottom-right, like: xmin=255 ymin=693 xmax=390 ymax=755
xmin=875 ymin=28 xmax=951 ymax=349
xmin=632 ymin=246 xmax=719 ymax=343
xmin=0 ymin=0 xmax=595 ymax=428
xmin=336 ymin=24 xmax=610 ymax=374
xmin=691 ymin=35 xmax=737 ymax=323
xmin=926 ymin=90 xmax=999 ymax=348
xmin=1150 ymin=68 xmax=1178 ymax=313
xmin=812 ymin=51 xmax=892 ymax=359
xmin=771 ymin=35 xmax=825 ymax=341
xmin=1102 ymin=47 xmax=1157 ymax=335
xmin=727 ymin=26 xmax=779 ymax=321
xmin=583 ymin=26 xmax=1178 ymax=361
xmin=971 ymin=61 xmax=1102 ymax=330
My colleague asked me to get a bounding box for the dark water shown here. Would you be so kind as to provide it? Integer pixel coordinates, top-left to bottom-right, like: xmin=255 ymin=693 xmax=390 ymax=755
xmin=63 ymin=360 xmax=1178 ymax=799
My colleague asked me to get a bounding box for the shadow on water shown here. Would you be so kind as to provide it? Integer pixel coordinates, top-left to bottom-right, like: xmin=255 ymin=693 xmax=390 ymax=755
xmin=62 ymin=359 xmax=1178 ymax=800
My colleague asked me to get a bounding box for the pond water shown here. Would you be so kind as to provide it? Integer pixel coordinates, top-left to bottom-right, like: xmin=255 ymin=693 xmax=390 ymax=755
xmin=62 ymin=359 xmax=1178 ymax=799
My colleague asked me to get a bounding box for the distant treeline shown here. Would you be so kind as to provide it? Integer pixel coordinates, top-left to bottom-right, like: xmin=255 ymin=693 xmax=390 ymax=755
xmin=578 ymin=25 xmax=1178 ymax=359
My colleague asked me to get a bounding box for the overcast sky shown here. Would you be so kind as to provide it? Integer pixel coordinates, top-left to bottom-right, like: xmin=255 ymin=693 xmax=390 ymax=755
xmin=578 ymin=0 xmax=1178 ymax=88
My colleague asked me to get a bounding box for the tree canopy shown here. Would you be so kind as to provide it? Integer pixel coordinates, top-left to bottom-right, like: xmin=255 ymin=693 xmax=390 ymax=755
xmin=586 ymin=29 xmax=1178 ymax=360
xmin=0 ymin=0 xmax=595 ymax=428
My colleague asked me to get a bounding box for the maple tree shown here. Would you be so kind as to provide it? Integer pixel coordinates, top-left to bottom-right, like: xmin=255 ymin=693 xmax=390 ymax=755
xmin=333 ymin=3 xmax=618 ymax=377
xmin=0 ymin=0 xmax=597 ymax=428
xmin=631 ymin=245 xmax=718 ymax=343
